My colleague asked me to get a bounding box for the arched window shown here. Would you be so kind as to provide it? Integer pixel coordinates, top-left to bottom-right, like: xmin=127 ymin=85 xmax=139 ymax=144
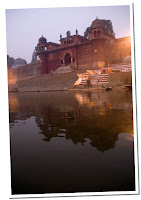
xmin=64 ymin=53 xmax=71 ymax=66
xmin=94 ymin=31 xmax=96 ymax=37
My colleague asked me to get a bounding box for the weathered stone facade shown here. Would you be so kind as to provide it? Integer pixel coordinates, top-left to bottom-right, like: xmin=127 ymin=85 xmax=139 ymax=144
xmin=111 ymin=37 xmax=131 ymax=63
xmin=35 ymin=18 xmax=131 ymax=75
xmin=8 ymin=62 xmax=40 ymax=80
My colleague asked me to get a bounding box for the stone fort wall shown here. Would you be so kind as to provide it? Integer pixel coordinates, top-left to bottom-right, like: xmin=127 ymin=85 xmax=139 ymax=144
xmin=8 ymin=36 xmax=131 ymax=80
xmin=8 ymin=62 xmax=40 ymax=81
xmin=111 ymin=36 xmax=131 ymax=63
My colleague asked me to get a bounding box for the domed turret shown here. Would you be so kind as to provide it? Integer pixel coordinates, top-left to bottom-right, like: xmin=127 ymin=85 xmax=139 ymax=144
xmin=35 ymin=35 xmax=48 ymax=55
xmin=89 ymin=17 xmax=104 ymax=40
xmin=92 ymin=18 xmax=103 ymax=29
xmin=39 ymin=35 xmax=47 ymax=43
xmin=36 ymin=35 xmax=48 ymax=75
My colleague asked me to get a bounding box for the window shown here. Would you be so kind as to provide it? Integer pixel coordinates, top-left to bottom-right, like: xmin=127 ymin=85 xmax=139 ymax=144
xmin=61 ymin=59 xmax=63 ymax=64
xmin=94 ymin=31 xmax=96 ymax=37
xmin=73 ymin=58 xmax=75 ymax=62
xmin=98 ymin=30 xmax=100 ymax=37
xmin=64 ymin=41 xmax=66 ymax=44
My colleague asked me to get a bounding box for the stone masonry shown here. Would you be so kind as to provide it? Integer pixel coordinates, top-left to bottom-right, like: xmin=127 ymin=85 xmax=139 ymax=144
xmin=35 ymin=18 xmax=131 ymax=75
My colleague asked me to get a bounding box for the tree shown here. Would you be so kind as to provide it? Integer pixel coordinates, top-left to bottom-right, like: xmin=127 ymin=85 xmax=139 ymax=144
xmin=84 ymin=19 xmax=115 ymax=39
xmin=15 ymin=58 xmax=27 ymax=66
xmin=7 ymin=55 xmax=15 ymax=69
xmin=84 ymin=26 xmax=92 ymax=39
xmin=31 ymin=50 xmax=37 ymax=63
xmin=7 ymin=55 xmax=27 ymax=69
xmin=101 ymin=19 xmax=115 ymax=36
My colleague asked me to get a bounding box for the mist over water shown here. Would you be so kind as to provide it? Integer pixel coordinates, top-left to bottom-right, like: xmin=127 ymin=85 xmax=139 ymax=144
xmin=9 ymin=88 xmax=135 ymax=194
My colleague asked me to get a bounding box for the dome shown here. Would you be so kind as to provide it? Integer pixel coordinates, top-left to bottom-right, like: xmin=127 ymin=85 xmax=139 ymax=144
xmin=123 ymin=56 xmax=131 ymax=63
xmin=39 ymin=35 xmax=47 ymax=43
xmin=92 ymin=18 xmax=103 ymax=28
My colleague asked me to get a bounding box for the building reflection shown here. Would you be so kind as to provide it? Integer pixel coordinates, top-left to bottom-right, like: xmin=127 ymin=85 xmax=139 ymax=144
xmin=9 ymin=89 xmax=133 ymax=152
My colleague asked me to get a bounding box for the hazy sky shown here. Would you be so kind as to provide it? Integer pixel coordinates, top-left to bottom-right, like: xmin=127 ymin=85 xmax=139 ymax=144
xmin=6 ymin=5 xmax=131 ymax=64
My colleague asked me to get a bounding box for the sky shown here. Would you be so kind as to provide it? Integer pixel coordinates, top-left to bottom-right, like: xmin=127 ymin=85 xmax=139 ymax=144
xmin=6 ymin=5 xmax=131 ymax=64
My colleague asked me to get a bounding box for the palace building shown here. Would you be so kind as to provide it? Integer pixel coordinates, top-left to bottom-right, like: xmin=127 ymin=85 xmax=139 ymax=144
xmin=35 ymin=18 xmax=131 ymax=75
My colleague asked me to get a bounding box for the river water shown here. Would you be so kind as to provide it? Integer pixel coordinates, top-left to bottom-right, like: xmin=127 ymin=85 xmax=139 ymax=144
xmin=9 ymin=88 xmax=135 ymax=194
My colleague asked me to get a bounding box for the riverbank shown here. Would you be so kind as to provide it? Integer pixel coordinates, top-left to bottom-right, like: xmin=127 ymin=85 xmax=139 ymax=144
xmin=8 ymin=71 xmax=78 ymax=92
xmin=8 ymin=70 xmax=132 ymax=92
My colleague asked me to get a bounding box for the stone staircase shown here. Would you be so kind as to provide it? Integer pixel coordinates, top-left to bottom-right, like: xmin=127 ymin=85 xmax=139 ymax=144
xmin=97 ymin=74 xmax=109 ymax=84
xmin=78 ymin=71 xmax=94 ymax=85
xmin=78 ymin=71 xmax=109 ymax=86
xmin=79 ymin=78 xmax=87 ymax=85
xmin=53 ymin=66 xmax=72 ymax=74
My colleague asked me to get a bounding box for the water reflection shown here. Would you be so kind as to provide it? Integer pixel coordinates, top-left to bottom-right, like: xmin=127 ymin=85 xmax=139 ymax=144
xmin=9 ymin=89 xmax=133 ymax=152
xmin=9 ymin=89 xmax=135 ymax=194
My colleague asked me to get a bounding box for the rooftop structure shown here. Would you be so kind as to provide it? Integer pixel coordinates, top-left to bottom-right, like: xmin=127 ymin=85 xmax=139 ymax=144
xmin=35 ymin=18 xmax=131 ymax=75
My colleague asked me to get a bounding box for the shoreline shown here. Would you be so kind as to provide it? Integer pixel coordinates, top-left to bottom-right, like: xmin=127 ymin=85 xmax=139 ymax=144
xmin=8 ymin=84 xmax=129 ymax=93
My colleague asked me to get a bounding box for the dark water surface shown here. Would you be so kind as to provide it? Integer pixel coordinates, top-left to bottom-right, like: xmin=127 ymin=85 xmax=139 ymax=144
xmin=9 ymin=88 xmax=135 ymax=194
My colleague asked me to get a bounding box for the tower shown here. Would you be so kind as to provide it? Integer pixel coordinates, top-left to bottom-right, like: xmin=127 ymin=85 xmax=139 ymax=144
xmin=35 ymin=35 xmax=48 ymax=75
xmin=89 ymin=18 xmax=105 ymax=68
xmin=89 ymin=18 xmax=115 ymax=68
xmin=90 ymin=18 xmax=104 ymax=40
